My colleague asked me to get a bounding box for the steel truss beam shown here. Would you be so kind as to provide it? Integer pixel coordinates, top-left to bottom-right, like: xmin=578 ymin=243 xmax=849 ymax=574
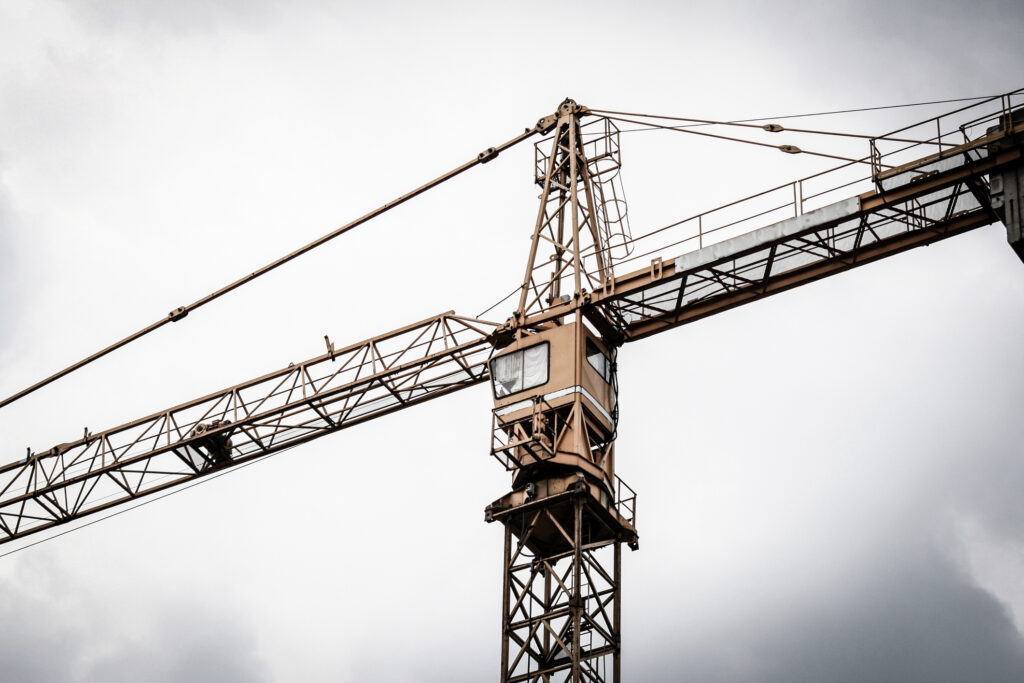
xmin=0 ymin=313 xmax=495 ymax=544
xmin=499 ymin=495 xmax=623 ymax=683
xmin=516 ymin=100 xmax=611 ymax=321
xmin=510 ymin=113 xmax=1024 ymax=344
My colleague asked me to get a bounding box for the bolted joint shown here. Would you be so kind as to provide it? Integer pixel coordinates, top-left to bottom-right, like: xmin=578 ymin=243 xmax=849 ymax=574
xmin=168 ymin=306 xmax=188 ymax=321
xmin=555 ymin=98 xmax=591 ymax=119
xmin=488 ymin=321 xmax=516 ymax=350
xmin=478 ymin=147 xmax=498 ymax=164
xmin=535 ymin=114 xmax=558 ymax=135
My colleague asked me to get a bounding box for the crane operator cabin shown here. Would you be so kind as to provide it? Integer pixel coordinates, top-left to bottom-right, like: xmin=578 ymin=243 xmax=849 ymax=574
xmin=485 ymin=321 xmax=638 ymax=557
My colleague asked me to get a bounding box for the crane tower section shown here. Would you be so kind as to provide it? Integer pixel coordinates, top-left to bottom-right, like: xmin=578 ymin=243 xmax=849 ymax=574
xmin=487 ymin=99 xmax=637 ymax=683
xmin=512 ymin=99 xmax=631 ymax=329
xmin=485 ymin=321 xmax=638 ymax=683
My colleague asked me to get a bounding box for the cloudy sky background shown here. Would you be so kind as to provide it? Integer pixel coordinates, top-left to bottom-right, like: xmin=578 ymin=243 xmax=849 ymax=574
xmin=1 ymin=1 xmax=1023 ymax=680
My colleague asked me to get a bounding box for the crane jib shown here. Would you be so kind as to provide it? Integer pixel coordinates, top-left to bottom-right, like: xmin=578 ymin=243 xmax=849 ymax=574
xmin=0 ymin=314 xmax=496 ymax=544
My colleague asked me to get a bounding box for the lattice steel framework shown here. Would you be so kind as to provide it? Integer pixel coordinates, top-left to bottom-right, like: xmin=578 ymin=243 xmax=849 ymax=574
xmin=0 ymin=313 xmax=495 ymax=542
xmin=7 ymin=95 xmax=1019 ymax=550
xmin=492 ymin=99 xmax=640 ymax=683
xmin=511 ymin=94 xmax=1024 ymax=344
xmin=1 ymin=89 xmax=1023 ymax=682
xmin=494 ymin=492 xmax=635 ymax=683
xmin=515 ymin=99 xmax=614 ymax=323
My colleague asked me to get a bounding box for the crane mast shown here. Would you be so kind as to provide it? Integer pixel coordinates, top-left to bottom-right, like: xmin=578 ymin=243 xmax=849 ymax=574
xmin=2 ymin=92 xmax=1023 ymax=681
xmin=487 ymin=99 xmax=637 ymax=683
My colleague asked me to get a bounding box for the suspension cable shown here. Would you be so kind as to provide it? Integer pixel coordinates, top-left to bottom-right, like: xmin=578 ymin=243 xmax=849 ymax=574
xmin=590 ymin=109 xmax=935 ymax=145
xmin=587 ymin=94 xmax=999 ymax=132
xmin=599 ymin=114 xmax=887 ymax=167
xmin=476 ymin=94 xmax=1008 ymax=319
xmin=1 ymin=123 xmax=545 ymax=410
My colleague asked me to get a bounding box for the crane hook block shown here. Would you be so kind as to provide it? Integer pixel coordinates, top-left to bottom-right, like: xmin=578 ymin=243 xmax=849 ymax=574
xmin=478 ymin=147 xmax=499 ymax=164
xmin=168 ymin=306 xmax=188 ymax=321
xmin=762 ymin=123 xmax=784 ymax=132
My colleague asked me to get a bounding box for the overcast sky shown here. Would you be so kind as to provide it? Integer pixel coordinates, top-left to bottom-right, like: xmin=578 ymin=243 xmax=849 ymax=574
xmin=1 ymin=1 xmax=1024 ymax=681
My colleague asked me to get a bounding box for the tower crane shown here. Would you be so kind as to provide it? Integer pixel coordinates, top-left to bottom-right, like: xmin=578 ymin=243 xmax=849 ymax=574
xmin=2 ymin=91 xmax=1023 ymax=682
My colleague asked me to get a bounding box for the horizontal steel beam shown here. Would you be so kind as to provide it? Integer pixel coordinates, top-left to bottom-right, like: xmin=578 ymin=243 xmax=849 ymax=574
xmin=505 ymin=119 xmax=1022 ymax=344
xmin=625 ymin=207 xmax=993 ymax=340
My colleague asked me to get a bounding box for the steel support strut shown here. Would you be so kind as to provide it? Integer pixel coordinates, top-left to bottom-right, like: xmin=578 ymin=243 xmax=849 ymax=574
xmin=497 ymin=491 xmax=627 ymax=683
xmin=492 ymin=98 xmax=637 ymax=682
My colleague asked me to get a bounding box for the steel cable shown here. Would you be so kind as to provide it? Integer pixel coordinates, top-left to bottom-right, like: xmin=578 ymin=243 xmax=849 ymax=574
xmin=1 ymin=124 xmax=543 ymax=410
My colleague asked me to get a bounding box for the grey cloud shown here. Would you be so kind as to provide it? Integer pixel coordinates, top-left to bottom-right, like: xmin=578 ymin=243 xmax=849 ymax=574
xmin=0 ymin=579 xmax=78 ymax=682
xmin=0 ymin=556 xmax=269 ymax=683
xmin=82 ymin=605 xmax=270 ymax=683
xmin=3 ymin=1 xmax=1024 ymax=680
xmin=751 ymin=544 xmax=1024 ymax=683
xmin=619 ymin=249 xmax=1024 ymax=680
xmin=633 ymin=536 xmax=1024 ymax=682
xmin=949 ymin=444 xmax=1024 ymax=543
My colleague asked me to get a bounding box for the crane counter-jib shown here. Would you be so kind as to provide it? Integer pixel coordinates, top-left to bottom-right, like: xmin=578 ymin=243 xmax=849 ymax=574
xmin=516 ymin=112 xmax=1024 ymax=343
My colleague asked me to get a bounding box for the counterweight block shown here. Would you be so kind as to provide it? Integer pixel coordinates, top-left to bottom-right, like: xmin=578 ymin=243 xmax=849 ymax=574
xmin=988 ymin=106 xmax=1024 ymax=263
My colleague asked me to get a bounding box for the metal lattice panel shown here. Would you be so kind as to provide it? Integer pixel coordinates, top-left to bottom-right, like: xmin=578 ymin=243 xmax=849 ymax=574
xmin=0 ymin=313 xmax=495 ymax=543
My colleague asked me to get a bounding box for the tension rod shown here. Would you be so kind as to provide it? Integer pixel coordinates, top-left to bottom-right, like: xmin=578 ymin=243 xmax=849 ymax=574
xmin=1 ymin=114 xmax=556 ymax=410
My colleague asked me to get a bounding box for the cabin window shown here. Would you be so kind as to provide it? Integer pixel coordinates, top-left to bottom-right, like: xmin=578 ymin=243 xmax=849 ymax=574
xmin=491 ymin=343 xmax=549 ymax=398
xmin=586 ymin=339 xmax=613 ymax=384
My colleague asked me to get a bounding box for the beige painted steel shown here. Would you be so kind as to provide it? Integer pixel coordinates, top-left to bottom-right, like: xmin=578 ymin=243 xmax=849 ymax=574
xmin=3 ymin=90 xmax=1023 ymax=683
xmin=490 ymin=321 xmax=618 ymax=492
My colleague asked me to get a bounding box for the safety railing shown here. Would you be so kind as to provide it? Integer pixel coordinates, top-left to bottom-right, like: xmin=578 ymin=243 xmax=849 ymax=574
xmin=614 ymin=474 xmax=636 ymax=528
xmin=868 ymin=90 xmax=1024 ymax=187
xmin=490 ymin=396 xmax=557 ymax=471
xmin=536 ymin=117 xmax=635 ymax=265
xmin=573 ymin=88 xmax=1024 ymax=287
